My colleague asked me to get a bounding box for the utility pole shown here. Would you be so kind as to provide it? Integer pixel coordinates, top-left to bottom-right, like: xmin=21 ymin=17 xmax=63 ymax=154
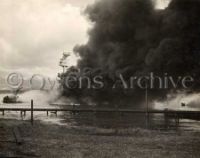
xmin=145 ymin=80 xmax=149 ymax=129
xmin=145 ymin=86 xmax=148 ymax=114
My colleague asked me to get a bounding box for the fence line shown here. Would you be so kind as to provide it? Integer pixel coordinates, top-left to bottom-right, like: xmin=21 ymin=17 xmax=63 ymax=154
xmin=0 ymin=100 xmax=200 ymax=126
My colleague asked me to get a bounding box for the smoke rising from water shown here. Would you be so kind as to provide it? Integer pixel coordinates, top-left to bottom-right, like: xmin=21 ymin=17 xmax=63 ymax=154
xmin=154 ymin=92 xmax=200 ymax=110
xmin=62 ymin=0 xmax=200 ymax=107
xmin=19 ymin=90 xmax=60 ymax=105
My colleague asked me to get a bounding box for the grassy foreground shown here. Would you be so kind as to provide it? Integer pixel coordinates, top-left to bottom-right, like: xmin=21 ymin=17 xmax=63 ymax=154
xmin=0 ymin=119 xmax=200 ymax=158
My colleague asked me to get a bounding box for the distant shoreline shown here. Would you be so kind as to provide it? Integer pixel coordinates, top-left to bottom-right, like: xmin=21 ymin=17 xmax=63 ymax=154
xmin=0 ymin=90 xmax=11 ymax=94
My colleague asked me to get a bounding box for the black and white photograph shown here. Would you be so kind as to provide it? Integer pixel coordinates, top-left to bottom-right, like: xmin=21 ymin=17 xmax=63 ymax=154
xmin=0 ymin=0 xmax=200 ymax=157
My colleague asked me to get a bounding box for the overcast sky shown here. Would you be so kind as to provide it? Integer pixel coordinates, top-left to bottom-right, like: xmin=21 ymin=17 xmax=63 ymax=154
xmin=0 ymin=0 xmax=169 ymax=79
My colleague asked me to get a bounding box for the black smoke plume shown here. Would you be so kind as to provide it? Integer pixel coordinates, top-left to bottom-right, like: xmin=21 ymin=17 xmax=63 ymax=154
xmin=61 ymin=0 xmax=200 ymax=108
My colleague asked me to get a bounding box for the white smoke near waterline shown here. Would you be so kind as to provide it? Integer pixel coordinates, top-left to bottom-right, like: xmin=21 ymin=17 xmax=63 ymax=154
xmin=154 ymin=92 xmax=200 ymax=110
xmin=19 ymin=90 xmax=60 ymax=105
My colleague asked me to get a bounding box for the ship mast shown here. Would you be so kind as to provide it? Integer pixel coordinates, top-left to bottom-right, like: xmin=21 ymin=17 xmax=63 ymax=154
xmin=59 ymin=52 xmax=70 ymax=73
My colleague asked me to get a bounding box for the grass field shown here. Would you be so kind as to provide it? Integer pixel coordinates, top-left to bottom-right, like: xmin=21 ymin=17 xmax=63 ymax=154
xmin=0 ymin=119 xmax=200 ymax=158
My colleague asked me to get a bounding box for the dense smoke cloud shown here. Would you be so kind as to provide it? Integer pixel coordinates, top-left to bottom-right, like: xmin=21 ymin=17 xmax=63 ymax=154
xmin=61 ymin=0 xmax=200 ymax=107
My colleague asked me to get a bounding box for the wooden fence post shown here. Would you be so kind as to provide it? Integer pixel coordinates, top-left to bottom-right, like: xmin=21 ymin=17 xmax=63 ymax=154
xmin=31 ymin=99 xmax=34 ymax=125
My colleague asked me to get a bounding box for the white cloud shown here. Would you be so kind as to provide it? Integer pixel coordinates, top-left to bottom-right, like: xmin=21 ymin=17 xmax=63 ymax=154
xmin=0 ymin=0 xmax=91 ymax=78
